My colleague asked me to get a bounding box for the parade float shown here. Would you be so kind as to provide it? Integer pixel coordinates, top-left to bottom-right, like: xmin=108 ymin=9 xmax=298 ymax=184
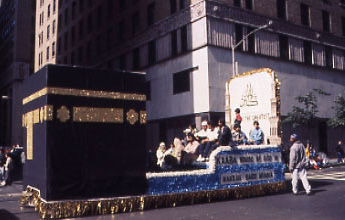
xmin=21 ymin=66 xmax=285 ymax=219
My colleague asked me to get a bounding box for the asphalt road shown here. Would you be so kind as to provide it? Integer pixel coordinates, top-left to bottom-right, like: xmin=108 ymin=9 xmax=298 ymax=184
xmin=0 ymin=166 xmax=344 ymax=220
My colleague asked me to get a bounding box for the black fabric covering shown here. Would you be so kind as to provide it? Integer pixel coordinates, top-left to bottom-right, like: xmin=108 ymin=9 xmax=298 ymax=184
xmin=23 ymin=65 xmax=147 ymax=201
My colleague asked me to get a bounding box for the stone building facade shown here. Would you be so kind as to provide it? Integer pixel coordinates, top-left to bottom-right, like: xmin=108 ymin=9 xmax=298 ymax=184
xmin=32 ymin=0 xmax=345 ymax=155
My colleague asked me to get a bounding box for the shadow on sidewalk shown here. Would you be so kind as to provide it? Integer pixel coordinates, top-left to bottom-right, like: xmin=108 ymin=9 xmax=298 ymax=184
xmin=0 ymin=209 xmax=20 ymax=220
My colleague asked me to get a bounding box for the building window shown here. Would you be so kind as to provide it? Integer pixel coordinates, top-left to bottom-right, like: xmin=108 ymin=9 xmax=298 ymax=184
xmin=57 ymin=37 xmax=61 ymax=55
xmin=119 ymin=20 xmax=125 ymax=41
xmin=119 ymin=55 xmax=126 ymax=69
xmin=341 ymin=0 xmax=345 ymax=9
xmin=64 ymin=8 xmax=69 ymax=26
xmin=107 ymin=0 xmax=114 ymax=20
xmin=87 ymin=41 xmax=92 ymax=62
xmin=48 ymin=4 xmax=51 ymax=18
xmin=79 ymin=20 xmax=83 ymax=40
xmin=58 ymin=13 xmax=62 ymax=30
xmin=106 ymin=28 xmax=113 ymax=49
xmin=52 ymin=42 xmax=55 ymax=57
xmin=171 ymin=30 xmax=178 ymax=56
xmin=97 ymin=6 xmax=103 ymax=27
xmin=79 ymin=0 xmax=84 ymax=12
xmin=78 ymin=46 xmax=83 ymax=63
xmin=300 ymin=4 xmax=310 ymax=27
xmin=247 ymin=27 xmax=255 ymax=53
xmin=180 ymin=0 xmax=186 ymax=9
xmin=72 ymin=1 xmax=77 ymax=20
xmin=53 ymin=0 xmax=56 ymax=13
xmin=173 ymin=70 xmax=190 ymax=95
xmin=325 ymin=46 xmax=333 ymax=68
xmin=234 ymin=0 xmax=241 ymax=7
xmin=132 ymin=11 xmax=140 ymax=35
xmin=322 ymin=10 xmax=330 ymax=32
xmin=71 ymin=26 xmax=76 ymax=45
xmin=87 ymin=13 xmax=93 ymax=33
xmin=120 ymin=0 xmax=126 ymax=10
xmin=303 ymin=41 xmax=312 ymax=64
xmin=147 ymin=2 xmax=155 ymax=26
xmin=52 ymin=20 xmax=56 ymax=34
xmin=46 ymin=46 xmax=50 ymax=61
xmin=88 ymin=0 xmax=92 ymax=7
xmin=64 ymin=32 xmax=68 ymax=51
xmin=71 ymin=52 xmax=75 ymax=65
xmin=245 ymin=0 xmax=253 ymax=10
xmin=235 ymin=24 xmax=243 ymax=51
xmin=96 ymin=34 xmax=102 ymax=55
xmin=148 ymin=40 xmax=156 ymax=65
xmin=342 ymin=17 xmax=345 ymax=36
xmin=47 ymin=25 xmax=50 ymax=40
xmin=170 ymin=0 xmax=177 ymax=14
xmin=279 ymin=35 xmax=289 ymax=60
xmin=181 ymin=25 xmax=188 ymax=53
xmin=133 ymin=48 xmax=140 ymax=70
xmin=277 ymin=0 xmax=286 ymax=20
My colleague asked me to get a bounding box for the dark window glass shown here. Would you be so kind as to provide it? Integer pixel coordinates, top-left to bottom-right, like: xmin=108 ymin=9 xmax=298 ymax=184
xmin=303 ymin=41 xmax=312 ymax=64
xmin=235 ymin=24 xmax=243 ymax=51
xmin=71 ymin=52 xmax=75 ymax=65
xmin=71 ymin=26 xmax=76 ymax=45
xmin=79 ymin=0 xmax=84 ymax=12
xmin=107 ymin=0 xmax=114 ymax=19
xmin=322 ymin=10 xmax=330 ymax=32
xmin=64 ymin=32 xmax=68 ymax=50
xmin=133 ymin=48 xmax=140 ymax=70
xmin=247 ymin=27 xmax=255 ymax=53
xmin=64 ymin=56 xmax=68 ymax=64
xmin=87 ymin=13 xmax=93 ymax=33
xmin=96 ymin=35 xmax=102 ymax=55
xmin=279 ymin=35 xmax=289 ymax=60
xmin=97 ymin=6 xmax=103 ymax=27
xmin=119 ymin=55 xmax=126 ymax=69
xmin=170 ymin=0 xmax=177 ymax=14
xmin=72 ymin=1 xmax=76 ymax=20
xmin=234 ymin=0 xmax=241 ymax=7
xmin=277 ymin=0 xmax=286 ymax=20
xmin=181 ymin=25 xmax=188 ymax=53
xmin=106 ymin=28 xmax=113 ymax=49
xmin=180 ymin=0 xmax=185 ymax=9
xmin=132 ymin=12 xmax=140 ymax=35
xmin=120 ymin=0 xmax=126 ymax=10
xmin=342 ymin=17 xmax=345 ymax=36
xmin=58 ymin=13 xmax=62 ymax=30
xmin=78 ymin=46 xmax=83 ymax=63
xmin=79 ymin=20 xmax=83 ymax=40
xmin=173 ymin=70 xmax=190 ymax=94
xmin=119 ymin=21 xmax=125 ymax=41
xmin=147 ymin=2 xmax=155 ymax=26
xmin=88 ymin=0 xmax=92 ymax=7
xmin=64 ymin=8 xmax=69 ymax=26
xmin=171 ymin=30 xmax=178 ymax=56
xmin=57 ymin=37 xmax=61 ymax=55
xmin=148 ymin=40 xmax=156 ymax=65
xmin=325 ymin=46 xmax=333 ymax=68
xmin=87 ymin=41 xmax=92 ymax=62
xmin=46 ymin=46 xmax=49 ymax=60
xmin=245 ymin=0 xmax=253 ymax=10
xmin=300 ymin=4 xmax=310 ymax=27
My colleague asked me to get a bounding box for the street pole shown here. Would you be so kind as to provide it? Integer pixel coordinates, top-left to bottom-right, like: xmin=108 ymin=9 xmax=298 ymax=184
xmin=231 ymin=20 xmax=273 ymax=77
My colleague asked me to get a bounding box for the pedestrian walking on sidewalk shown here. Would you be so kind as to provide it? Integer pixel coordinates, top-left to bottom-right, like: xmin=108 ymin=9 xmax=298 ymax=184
xmin=336 ymin=141 xmax=345 ymax=163
xmin=289 ymin=134 xmax=311 ymax=195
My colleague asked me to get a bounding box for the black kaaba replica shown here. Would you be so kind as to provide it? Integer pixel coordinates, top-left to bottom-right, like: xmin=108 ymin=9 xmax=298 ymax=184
xmin=22 ymin=65 xmax=147 ymax=201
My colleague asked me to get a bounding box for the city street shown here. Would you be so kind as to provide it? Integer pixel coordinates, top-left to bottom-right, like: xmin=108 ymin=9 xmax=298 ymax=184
xmin=0 ymin=165 xmax=344 ymax=220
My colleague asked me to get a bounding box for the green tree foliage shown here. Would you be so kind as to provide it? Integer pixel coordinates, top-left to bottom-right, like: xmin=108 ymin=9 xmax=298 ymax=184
xmin=328 ymin=94 xmax=345 ymax=127
xmin=283 ymin=89 xmax=330 ymax=128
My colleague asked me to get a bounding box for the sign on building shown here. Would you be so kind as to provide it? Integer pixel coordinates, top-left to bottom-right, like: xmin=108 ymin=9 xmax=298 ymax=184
xmin=225 ymin=68 xmax=281 ymax=145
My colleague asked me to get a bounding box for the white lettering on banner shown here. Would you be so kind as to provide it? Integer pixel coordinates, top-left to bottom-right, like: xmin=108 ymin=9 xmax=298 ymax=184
xmin=221 ymin=170 xmax=275 ymax=185
xmin=216 ymin=152 xmax=282 ymax=166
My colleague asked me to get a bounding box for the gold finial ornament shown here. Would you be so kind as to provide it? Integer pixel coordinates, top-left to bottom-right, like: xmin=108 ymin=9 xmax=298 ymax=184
xmin=57 ymin=106 xmax=71 ymax=123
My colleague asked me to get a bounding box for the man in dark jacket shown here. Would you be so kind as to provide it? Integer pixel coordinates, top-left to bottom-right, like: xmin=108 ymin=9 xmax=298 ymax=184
xmin=217 ymin=119 xmax=231 ymax=146
xmin=289 ymin=134 xmax=311 ymax=195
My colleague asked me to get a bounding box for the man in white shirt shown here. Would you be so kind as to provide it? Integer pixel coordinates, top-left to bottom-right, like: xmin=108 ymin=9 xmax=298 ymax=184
xmin=197 ymin=121 xmax=219 ymax=162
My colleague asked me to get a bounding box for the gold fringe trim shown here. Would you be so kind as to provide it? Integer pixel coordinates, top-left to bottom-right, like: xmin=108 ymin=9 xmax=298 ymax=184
xmin=21 ymin=182 xmax=287 ymax=219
